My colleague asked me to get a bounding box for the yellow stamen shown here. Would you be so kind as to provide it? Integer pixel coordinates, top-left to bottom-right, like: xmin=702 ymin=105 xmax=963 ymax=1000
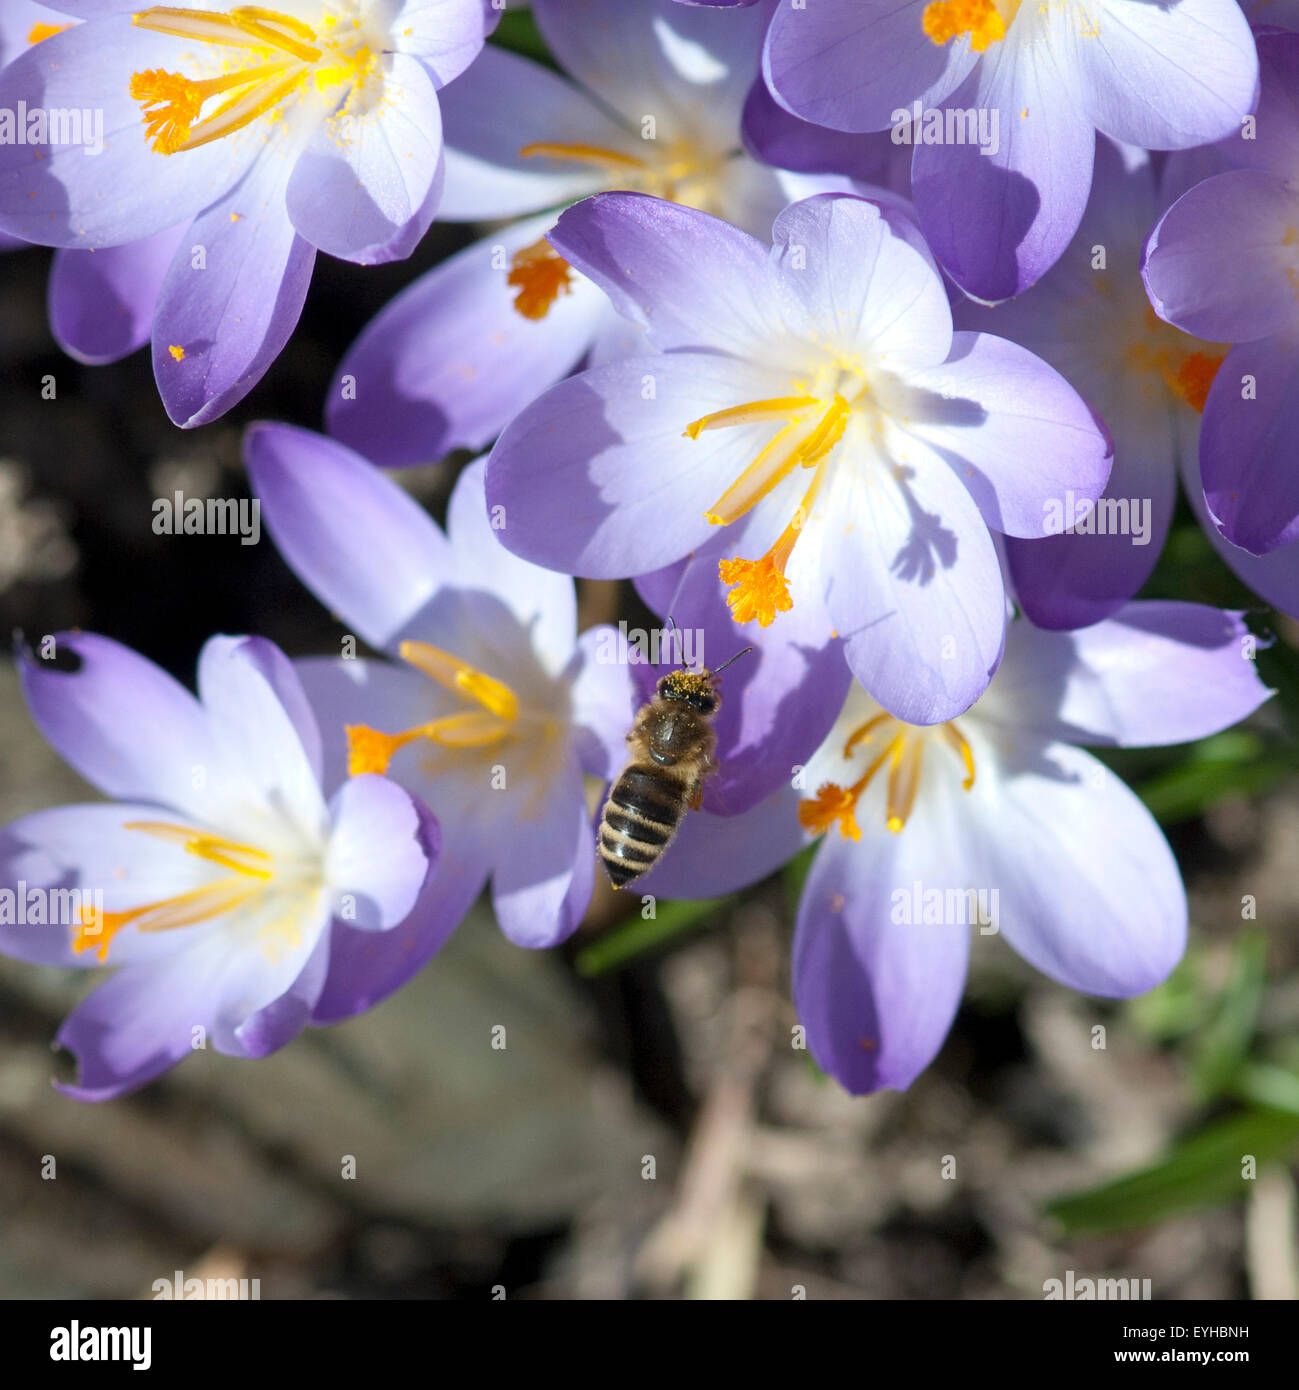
xmin=507 ymin=237 xmax=574 ymax=320
xmin=941 ymin=723 xmax=976 ymax=791
xmin=398 ymin=641 xmax=519 ymax=721
xmin=922 ymin=0 xmax=1007 ymax=50
xmin=685 ymin=397 xmax=815 ymax=440
xmin=132 ymin=7 xmax=321 ymax=62
xmin=518 ymin=141 xmax=647 ymax=173
xmin=885 ymin=737 xmax=923 ymax=833
xmin=27 ymin=23 xmax=71 ymax=44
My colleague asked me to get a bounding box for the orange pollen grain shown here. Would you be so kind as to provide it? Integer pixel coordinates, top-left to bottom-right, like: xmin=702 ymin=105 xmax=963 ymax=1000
xmin=27 ymin=23 xmax=71 ymax=44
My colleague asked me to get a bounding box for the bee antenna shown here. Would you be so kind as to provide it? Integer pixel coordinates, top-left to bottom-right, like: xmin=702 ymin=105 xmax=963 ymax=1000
xmin=710 ymin=646 xmax=754 ymax=676
xmin=665 ymin=613 xmax=691 ymax=668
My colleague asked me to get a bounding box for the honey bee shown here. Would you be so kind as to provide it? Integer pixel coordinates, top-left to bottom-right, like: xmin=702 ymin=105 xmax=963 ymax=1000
xmin=598 ymin=635 xmax=752 ymax=890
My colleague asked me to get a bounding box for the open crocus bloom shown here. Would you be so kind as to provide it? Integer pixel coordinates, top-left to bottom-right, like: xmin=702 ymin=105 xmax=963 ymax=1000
xmin=246 ymin=424 xmax=638 ymax=983
xmin=0 ymin=0 xmax=496 ymax=425
xmin=793 ymin=602 xmax=1272 ymax=1094
xmin=957 ymin=137 xmax=1228 ymax=629
xmin=488 ymin=191 xmax=1112 ymax=724
xmin=760 ymin=0 xmax=1258 ymax=301
xmin=327 ymin=0 xmax=844 ymax=468
xmin=0 ymin=632 xmax=438 ymax=1100
xmin=1143 ymin=28 xmax=1299 ymax=561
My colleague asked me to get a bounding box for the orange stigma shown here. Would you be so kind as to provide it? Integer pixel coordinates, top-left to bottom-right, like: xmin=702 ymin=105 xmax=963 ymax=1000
xmin=507 ymin=237 xmax=574 ymax=320
xmin=800 ymin=713 xmax=976 ymax=839
xmin=1129 ymin=307 xmax=1225 ymax=415
xmin=922 ymin=0 xmax=1010 ymax=49
xmin=690 ymin=393 xmax=849 ymax=627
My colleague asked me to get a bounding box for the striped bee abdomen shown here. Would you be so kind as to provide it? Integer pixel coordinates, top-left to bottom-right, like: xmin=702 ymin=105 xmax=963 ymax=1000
xmin=598 ymin=764 xmax=688 ymax=889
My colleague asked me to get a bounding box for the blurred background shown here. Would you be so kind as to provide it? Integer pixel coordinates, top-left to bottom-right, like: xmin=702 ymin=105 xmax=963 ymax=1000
xmin=2 ymin=15 xmax=1299 ymax=1305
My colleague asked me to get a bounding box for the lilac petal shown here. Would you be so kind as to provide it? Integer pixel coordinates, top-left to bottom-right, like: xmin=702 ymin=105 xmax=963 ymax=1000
xmin=326 ymin=776 xmax=438 ymax=930
xmin=0 ymin=803 xmax=223 ymax=968
xmin=1179 ymin=437 xmax=1299 ymax=619
xmin=742 ymin=78 xmax=898 ymax=183
xmin=195 ymin=636 xmax=327 ymax=839
xmin=393 ymin=0 xmax=497 ymax=86
xmin=792 ymin=794 xmax=971 ymax=1094
xmin=534 ymin=0 xmax=766 ymax=133
xmin=903 ymin=331 xmax=1112 ymax=537
xmin=965 ymin=739 xmax=1185 ymax=995
xmin=18 ymin=630 xmax=213 ymax=817
xmin=245 ymin=423 xmax=452 ymax=651
xmin=0 ymin=17 xmax=252 ymax=246
xmin=823 ymin=451 xmax=1007 ymax=726
xmin=490 ymin=763 xmax=594 ymax=949
xmin=286 ymin=54 xmax=443 ymax=265
xmin=1067 ymin=0 xmax=1258 ymax=151
xmin=762 ymin=0 xmax=974 ymax=134
xmin=327 ymin=216 xmax=610 ymax=467
xmin=486 ymin=350 xmax=793 ymax=577
xmin=1231 ymin=30 xmax=1299 ymax=178
xmin=913 ymin=47 xmax=1094 ymax=302
xmin=48 ymin=226 xmax=185 ymax=365
xmin=636 ymin=785 xmax=805 ymax=899
xmin=152 ymin=153 xmax=315 ymax=429
xmin=438 ymin=44 xmax=635 ymax=220
xmin=648 ymin=543 xmax=850 ymax=814
xmin=568 ymin=626 xmax=638 ymax=782
xmin=985 ymin=602 xmax=1273 ymax=748
xmin=547 ymin=192 xmax=780 ymax=355
xmin=1143 ymin=169 xmax=1299 ymax=345
xmin=233 ymin=929 xmax=331 ymax=1059
xmin=771 ymin=194 xmax=953 ymax=367
xmin=1200 ymin=334 xmax=1299 ymax=555
xmin=312 ymin=850 xmax=486 ymax=1024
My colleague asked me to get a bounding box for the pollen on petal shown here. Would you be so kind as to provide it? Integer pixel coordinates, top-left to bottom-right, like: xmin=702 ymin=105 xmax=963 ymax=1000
xmin=799 ymin=784 xmax=862 ymax=841
xmin=922 ymin=0 xmax=1006 ymax=50
xmin=27 ymin=23 xmax=71 ymax=44
xmin=168 ymin=344 xmax=186 ymax=361
xmin=718 ymin=554 xmax=793 ymax=627
xmin=507 ymin=238 xmax=573 ymax=320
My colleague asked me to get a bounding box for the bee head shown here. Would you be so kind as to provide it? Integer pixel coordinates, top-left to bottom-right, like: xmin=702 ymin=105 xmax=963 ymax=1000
xmin=656 ymin=669 xmax=719 ymax=716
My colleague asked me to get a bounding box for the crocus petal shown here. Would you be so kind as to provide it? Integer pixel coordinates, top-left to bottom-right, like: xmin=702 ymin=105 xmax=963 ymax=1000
xmin=1058 ymin=0 xmax=1258 ymax=151
xmin=742 ymin=77 xmax=901 ymax=184
xmin=1231 ymin=29 xmax=1299 ymax=178
xmin=770 ymin=194 xmax=953 ymax=368
xmin=48 ymin=226 xmax=186 ymax=365
xmin=762 ymin=0 xmax=975 ymax=133
xmin=983 ymin=602 xmax=1273 ymax=747
xmin=490 ymin=763 xmax=594 ymax=949
xmin=486 ymin=350 xmax=793 ymax=577
xmin=196 ymin=635 xmax=328 ymax=842
xmin=534 ymin=0 xmax=766 ymax=133
xmin=152 ymin=150 xmax=316 ymax=429
xmin=393 ymin=0 xmax=497 ymax=86
xmin=824 ymin=451 xmax=1007 ymax=725
xmin=913 ymin=40 xmax=1094 ymax=302
xmin=635 ymin=785 xmax=806 ymax=898
xmin=18 ymin=630 xmax=213 ymax=818
xmin=569 ymin=625 xmax=638 ymax=782
xmin=312 ymin=850 xmax=486 ymax=1024
xmin=437 ymin=44 xmax=636 ymax=220
xmin=325 ymin=776 xmax=438 ymax=929
xmin=547 ymin=192 xmax=780 ymax=356
xmin=245 ymin=423 xmax=452 ymax=651
xmin=1143 ymin=169 xmax=1299 ymax=345
xmin=964 ymin=738 xmax=1185 ymax=996
xmin=233 ymin=929 xmax=331 ymax=1059
xmin=902 ymin=331 xmax=1113 ymax=538
xmin=286 ymin=53 xmax=443 ymax=265
xmin=0 ymin=16 xmax=254 ymax=246
xmin=792 ymin=793 xmax=972 ymax=1094
xmin=1199 ymin=333 xmax=1299 ymax=555
xmin=327 ymin=215 xmax=611 ymax=467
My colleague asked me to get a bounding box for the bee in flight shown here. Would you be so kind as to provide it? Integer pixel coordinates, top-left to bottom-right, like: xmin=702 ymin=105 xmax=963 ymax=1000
xmin=598 ymin=630 xmax=752 ymax=890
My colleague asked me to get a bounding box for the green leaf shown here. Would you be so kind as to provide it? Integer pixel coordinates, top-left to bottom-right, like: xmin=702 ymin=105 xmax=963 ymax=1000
xmin=1127 ymin=953 xmax=1209 ymax=1042
xmin=782 ymin=843 xmax=816 ymax=917
xmin=1045 ymin=1107 xmax=1299 ymax=1234
xmin=489 ymin=8 xmax=555 ymax=67
xmin=574 ymin=894 xmax=735 ymax=976
xmin=1233 ymin=1062 xmax=1299 ymax=1117
xmin=1188 ymin=931 xmax=1267 ymax=1099
xmin=1134 ymin=732 xmax=1296 ymax=823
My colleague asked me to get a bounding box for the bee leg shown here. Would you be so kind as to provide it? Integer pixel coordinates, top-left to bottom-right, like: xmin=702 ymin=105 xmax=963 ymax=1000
xmin=688 ymin=780 xmax=703 ymax=812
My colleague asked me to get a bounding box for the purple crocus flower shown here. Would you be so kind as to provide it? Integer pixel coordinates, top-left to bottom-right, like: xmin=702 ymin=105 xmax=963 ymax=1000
xmin=793 ymin=601 xmax=1272 ymax=1094
xmin=245 ymin=423 xmax=643 ymax=972
xmin=0 ymin=0 xmax=497 ymax=426
xmin=328 ymin=0 xmax=853 ymax=468
xmin=956 ymin=137 xmax=1229 ymax=629
xmin=759 ymin=0 xmax=1257 ymax=302
xmin=0 ymin=632 xmax=438 ymax=1100
xmin=0 ymin=0 xmax=71 ymax=250
xmin=1143 ymin=28 xmax=1299 ymax=561
xmin=487 ymin=190 xmax=1112 ymax=725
